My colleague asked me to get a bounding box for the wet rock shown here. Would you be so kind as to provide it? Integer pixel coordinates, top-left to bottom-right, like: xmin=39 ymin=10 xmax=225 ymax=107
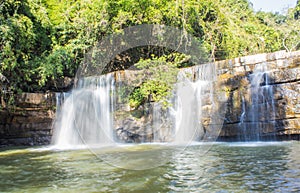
xmin=219 ymin=50 xmax=300 ymax=140
xmin=0 ymin=92 xmax=56 ymax=147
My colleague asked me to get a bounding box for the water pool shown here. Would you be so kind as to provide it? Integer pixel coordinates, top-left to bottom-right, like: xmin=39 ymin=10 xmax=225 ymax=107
xmin=1 ymin=142 xmax=300 ymax=192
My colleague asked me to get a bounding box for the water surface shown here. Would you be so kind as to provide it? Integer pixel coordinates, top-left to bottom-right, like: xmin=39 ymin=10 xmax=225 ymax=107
xmin=1 ymin=142 xmax=300 ymax=192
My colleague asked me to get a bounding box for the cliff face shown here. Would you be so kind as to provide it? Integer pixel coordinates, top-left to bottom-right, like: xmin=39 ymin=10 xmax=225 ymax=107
xmin=0 ymin=50 xmax=299 ymax=146
xmin=0 ymin=93 xmax=56 ymax=147
xmin=217 ymin=50 xmax=300 ymax=140
xmin=112 ymin=51 xmax=300 ymax=142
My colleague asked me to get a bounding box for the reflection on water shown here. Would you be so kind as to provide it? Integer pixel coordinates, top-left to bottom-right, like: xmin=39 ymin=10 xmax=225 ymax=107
xmin=1 ymin=142 xmax=300 ymax=192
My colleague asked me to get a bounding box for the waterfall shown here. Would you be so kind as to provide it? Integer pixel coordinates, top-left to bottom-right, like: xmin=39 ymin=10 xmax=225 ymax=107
xmin=55 ymin=92 xmax=71 ymax=114
xmin=52 ymin=74 xmax=115 ymax=148
xmin=52 ymin=62 xmax=222 ymax=146
xmin=173 ymin=63 xmax=217 ymax=143
xmin=239 ymin=94 xmax=247 ymax=141
xmin=174 ymin=79 xmax=204 ymax=143
xmin=239 ymin=63 xmax=276 ymax=141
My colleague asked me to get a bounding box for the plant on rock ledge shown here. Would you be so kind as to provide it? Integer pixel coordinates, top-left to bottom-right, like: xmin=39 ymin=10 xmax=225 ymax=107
xmin=129 ymin=53 xmax=190 ymax=109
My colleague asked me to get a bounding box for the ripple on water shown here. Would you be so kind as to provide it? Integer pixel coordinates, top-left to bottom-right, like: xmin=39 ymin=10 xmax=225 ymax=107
xmin=0 ymin=142 xmax=300 ymax=192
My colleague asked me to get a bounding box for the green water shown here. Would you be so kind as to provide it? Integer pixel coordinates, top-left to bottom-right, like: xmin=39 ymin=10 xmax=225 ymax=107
xmin=1 ymin=142 xmax=300 ymax=192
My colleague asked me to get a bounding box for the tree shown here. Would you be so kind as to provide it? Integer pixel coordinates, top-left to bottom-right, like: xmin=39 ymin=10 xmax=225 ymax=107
xmin=0 ymin=0 xmax=51 ymax=92
xmin=0 ymin=0 xmax=299 ymax=94
xmin=294 ymin=0 xmax=300 ymax=19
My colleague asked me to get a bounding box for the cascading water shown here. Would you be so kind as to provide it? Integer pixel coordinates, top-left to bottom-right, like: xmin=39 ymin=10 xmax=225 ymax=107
xmin=238 ymin=94 xmax=247 ymax=141
xmin=55 ymin=92 xmax=71 ymax=114
xmin=52 ymin=62 xmax=223 ymax=146
xmin=173 ymin=63 xmax=217 ymax=143
xmin=52 ymin=74 xmax=115 ymax=148
xmin=174 ymin=78 xmax=204 ymax=143
xmin=239 ymin=63 xmax=276 ymax=141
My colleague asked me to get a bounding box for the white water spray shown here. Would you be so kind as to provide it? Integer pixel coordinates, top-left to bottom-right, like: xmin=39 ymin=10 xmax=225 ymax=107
xmin=239 ymin=63 xmax=276 ymax=141
xmin=52 ymin=74 xmax=115 ymax=148
xmin=173 ymin=63 xmax=217 ymax=143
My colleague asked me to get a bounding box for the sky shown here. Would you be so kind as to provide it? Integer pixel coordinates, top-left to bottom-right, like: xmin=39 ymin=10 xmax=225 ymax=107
xmin=249 ymin=0 xmax=297 ymax=13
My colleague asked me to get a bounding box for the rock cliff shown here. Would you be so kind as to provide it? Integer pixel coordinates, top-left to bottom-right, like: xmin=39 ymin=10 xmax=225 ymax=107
xmin=0 ymin=50 xmax=299 ymax=146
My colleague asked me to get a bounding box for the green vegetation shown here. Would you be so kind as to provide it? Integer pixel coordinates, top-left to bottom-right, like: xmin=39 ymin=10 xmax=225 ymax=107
xmin=129 ymin=54 xmax=188 ymax=109
xmin=0 ymin=0 xmax=299 ymax=95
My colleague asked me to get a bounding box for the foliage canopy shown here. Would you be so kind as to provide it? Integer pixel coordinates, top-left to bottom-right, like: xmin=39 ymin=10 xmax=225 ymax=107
xmin=0 ymin=0 xmax=299 ymax=93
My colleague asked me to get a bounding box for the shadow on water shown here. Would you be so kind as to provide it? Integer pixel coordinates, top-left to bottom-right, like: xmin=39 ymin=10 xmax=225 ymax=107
xmin=0 ymin=147 xmax=172 ymax=193
xmin=0 ymin=149 xmax=105 ymax=192
xmin=1 ymin=150 xmax=70 ymax=192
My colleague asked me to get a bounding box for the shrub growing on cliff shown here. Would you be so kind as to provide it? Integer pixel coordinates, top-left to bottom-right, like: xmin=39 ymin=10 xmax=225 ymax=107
xmin=129 ymin=53 xmax=189 ymax=109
